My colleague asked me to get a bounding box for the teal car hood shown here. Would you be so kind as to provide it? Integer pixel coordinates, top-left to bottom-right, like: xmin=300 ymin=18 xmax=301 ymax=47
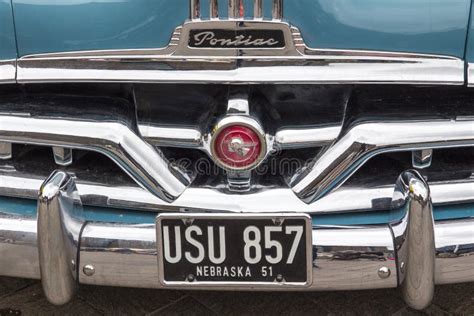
xmin=8 ymin=0 xmax=472 ymax=59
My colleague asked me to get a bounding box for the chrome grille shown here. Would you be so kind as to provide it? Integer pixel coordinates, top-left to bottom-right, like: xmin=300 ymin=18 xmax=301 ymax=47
xmin=0 ymin=83 xmax=473 ymax=214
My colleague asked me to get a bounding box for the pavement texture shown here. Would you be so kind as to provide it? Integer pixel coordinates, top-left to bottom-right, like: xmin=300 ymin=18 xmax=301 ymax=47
xmin=0 ymin=277 xmax=472 ymax=315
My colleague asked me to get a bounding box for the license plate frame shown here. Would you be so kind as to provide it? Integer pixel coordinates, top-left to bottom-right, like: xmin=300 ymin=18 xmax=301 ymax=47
xmin=156 ymin=213 xmax=313 ymax=289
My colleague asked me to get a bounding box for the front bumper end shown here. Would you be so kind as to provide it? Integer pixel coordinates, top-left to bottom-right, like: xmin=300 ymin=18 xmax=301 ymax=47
xmin=0 ymin=170 xmax=473 ymax=310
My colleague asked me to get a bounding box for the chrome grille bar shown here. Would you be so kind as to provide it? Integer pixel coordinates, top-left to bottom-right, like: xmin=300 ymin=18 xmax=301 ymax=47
xmin=291 ymin=119 xmax=474 ymax=203
xmin=1 ymin=168 xmax=473 ymax=214
xmin=0 ymin=114 xmax=191 ymax=202
xmin=254 ymin=0 xmax=263 ymax=19
xmin=272 ymin=0 xmax=283 ymax=19
xmin=228 ymin=0 xmax=242 ymax=18
xmin=190 ymin=0 xmax=200 ymax=20
xmin=210 ymin=0 xmax=218 ymax=18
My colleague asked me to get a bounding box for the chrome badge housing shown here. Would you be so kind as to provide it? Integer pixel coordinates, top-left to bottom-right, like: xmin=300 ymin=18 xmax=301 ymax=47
xmin=175 ymin=0 xmax=299 ymax=58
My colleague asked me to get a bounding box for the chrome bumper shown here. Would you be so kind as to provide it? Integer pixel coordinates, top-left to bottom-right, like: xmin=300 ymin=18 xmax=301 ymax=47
xmin=0 ymin=170 xmax=473 ymax=309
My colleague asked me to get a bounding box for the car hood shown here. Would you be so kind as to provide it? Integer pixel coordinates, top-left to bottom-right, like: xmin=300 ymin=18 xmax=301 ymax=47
xmin=6 ymin=0 xmax=473 ymax=59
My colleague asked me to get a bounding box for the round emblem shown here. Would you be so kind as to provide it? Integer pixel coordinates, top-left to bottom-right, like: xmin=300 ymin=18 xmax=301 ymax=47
xmin=212 ymin=124 xmax=264 ymax=170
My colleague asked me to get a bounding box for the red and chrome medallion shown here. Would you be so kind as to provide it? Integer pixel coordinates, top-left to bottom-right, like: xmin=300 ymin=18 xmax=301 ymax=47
xmin=212 ymin=124 xmax=264 ymax=170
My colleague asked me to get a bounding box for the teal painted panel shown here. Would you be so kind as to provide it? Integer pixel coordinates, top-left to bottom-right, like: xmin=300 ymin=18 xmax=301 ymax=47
xmin=465 ymin=0 xmax=474 ymax=62
xmin=0 ymin=0 xmax=17 ymax=60
xmin=286 ymin=0 xmax=471 ymax=58
xmin=13 ymin=0 xmax=188 ymax=57
xmin=12 ymin=0 xmax=471 ymax=58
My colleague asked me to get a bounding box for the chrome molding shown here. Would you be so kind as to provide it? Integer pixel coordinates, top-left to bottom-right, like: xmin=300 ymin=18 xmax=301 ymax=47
xmin=391 ymin=171 xmax=435 ymax=310
xmin=15 ymin=3 xmax=464 ymax=85
xmin=1 ymin=169 xmax=473 ymax=214
xmin=0 ymin=113 xmax=190 ymax=202
xmin=141 ymin=124 xmax=340 ymax=150
xmin=37 ymin=171 xmax=85 ymax=305
xmin=0 ymin=59 xmax=16 ymax=83
xmin=139 ymin=125 xmax=203 ymax=148
xmin=290 ymin=119 xmax=474 ymax=204
xmin=434 ymin=220 xmax=474 ymax=285
xmin=0 ymin=142 xmax=12 ymax=160
xmin=468 ymin=62 xmax=474 ymax=87
xmin=274 ymin=125 xmax=341 ymax=149
xmin=17 ymin=50 xmax=463 ymax=85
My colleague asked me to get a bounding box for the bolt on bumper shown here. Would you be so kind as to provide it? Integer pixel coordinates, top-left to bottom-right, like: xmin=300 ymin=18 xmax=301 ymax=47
xmin=0 ymin=170 xmax=473 ymax=310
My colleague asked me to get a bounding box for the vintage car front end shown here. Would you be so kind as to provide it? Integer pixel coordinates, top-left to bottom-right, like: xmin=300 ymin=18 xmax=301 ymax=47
xmin=0 ymin=0 xmax=473 ymax=310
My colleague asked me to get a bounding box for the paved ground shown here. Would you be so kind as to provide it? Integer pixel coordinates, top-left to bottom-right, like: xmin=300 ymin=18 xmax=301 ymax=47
xmin=0 ymin=278 xmax=473 ymax=315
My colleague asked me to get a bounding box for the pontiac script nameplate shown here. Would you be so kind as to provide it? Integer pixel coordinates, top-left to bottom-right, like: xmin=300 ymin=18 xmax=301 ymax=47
xmin=188 ymin=29 xmax=285 ymax=49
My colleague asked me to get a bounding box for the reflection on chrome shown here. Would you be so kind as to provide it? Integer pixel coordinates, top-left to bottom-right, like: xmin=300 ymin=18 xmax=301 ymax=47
xmin=391 ymin=171 xmax=435 ymax=310
xmin=291 ymin=119 xmax=474 ymax=204
xmin=15 ymin=16 xmax=464 ymax=85
xmin=37 ymin=171 xmax=85 ymax=305
xmin=1 ymin=167 xmax=473 ymax=214
xmin=0 ymin=170 xmax=471 ymax=308
xmin=0 ymin=113 xmax=191 ymax=202
xmin=0 ymin=60 xmax=16 ymax=83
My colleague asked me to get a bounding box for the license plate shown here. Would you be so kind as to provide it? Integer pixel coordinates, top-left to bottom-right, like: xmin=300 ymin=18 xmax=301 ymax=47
xmin=156 ymin=213 xmax=312 ymax=288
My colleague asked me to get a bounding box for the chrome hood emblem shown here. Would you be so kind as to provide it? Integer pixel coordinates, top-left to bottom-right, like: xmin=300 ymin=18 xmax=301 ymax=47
xmin=178 ymin=0 xmax=295 ymax=56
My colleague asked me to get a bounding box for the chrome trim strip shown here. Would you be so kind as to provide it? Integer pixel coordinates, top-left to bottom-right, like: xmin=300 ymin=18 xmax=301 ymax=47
xmin=139 ymin=125 xmax=203 ymax=148
xmin=0 ymin=115 xmax=190 ymax=202
xmin=0 ymin=59 xmax=16 ymax=83
xmin=140 ymin=124 xmax=340 ymax=150
xmin=433 ymin=220 xmax=474 ymax=285
xmin=0 ymin=214 xmax=39 ymax=279
xmin=274 ymin=126 xmax=341 ymax=149
xmin=1 ymin=170 xmax=473 ymax=214
xmin=15 ymin=19 xmax=464 ymax=85
xmin=468 ymin=62 xmax=474 ymax=87
xmin=291 ymin=119 xmax=474 ymax=203
xmin=37 ymin=171 xmax=85 ymax=305
xmin=391 ymin=171 xmax=435 ymax=310
xmin=17 ymin=55 xmax=464 ymax=85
